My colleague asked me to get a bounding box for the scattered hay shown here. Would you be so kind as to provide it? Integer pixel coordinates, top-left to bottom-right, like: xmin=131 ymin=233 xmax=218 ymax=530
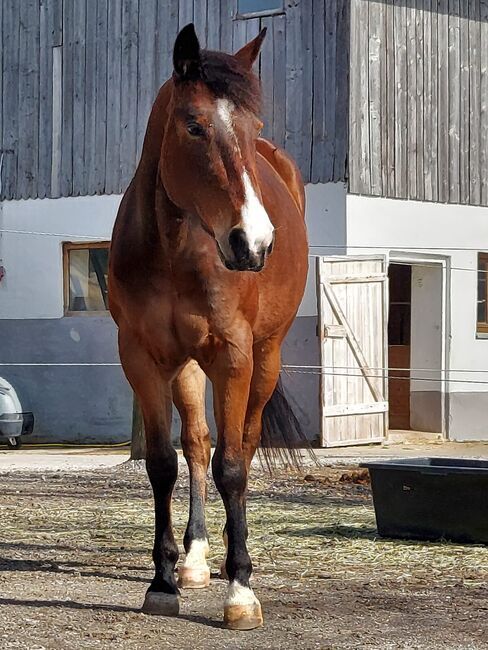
xmin=0 ymin=466 xmax=487 ymax=594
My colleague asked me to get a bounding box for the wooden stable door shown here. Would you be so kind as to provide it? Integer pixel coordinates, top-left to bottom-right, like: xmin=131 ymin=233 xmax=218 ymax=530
xmin=317 ymin=257 xmax=389 ymax=447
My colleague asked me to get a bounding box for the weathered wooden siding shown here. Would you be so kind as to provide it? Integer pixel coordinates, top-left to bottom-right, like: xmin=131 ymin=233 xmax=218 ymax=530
xmin=0 ymin=0 xmax=348 ymax=201
xmin=349 ymin=0 xmax=488 ymax=206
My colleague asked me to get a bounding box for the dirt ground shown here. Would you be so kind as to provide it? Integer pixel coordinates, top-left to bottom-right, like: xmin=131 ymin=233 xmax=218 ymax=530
xmin=0 ymin=461 xmax=487 ymax=650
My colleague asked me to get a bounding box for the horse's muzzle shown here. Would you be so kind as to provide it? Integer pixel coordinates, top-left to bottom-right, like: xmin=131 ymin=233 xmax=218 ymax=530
xmin=225 ymin=228 xmax=273 ymax=272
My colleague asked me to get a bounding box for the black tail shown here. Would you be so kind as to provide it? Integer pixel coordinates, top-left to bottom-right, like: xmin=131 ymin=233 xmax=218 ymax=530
xmin=259 ymin=377 xmax=318 ymax=472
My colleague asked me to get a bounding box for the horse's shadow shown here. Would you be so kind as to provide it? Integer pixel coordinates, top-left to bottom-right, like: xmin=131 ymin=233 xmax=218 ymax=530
xmin=0 ymin=555 xmax=150 ymax=584
xmin=0 ymin=596 xmax=225 ymax=629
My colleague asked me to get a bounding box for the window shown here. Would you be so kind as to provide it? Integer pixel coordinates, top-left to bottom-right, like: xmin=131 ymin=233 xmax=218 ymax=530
xmin=477 ymin=253 xmax=488 ymax=335
xmin=63 ymin=242 xmax=109 ymax=314
xmin=237 ymin=0 xmax=283 ymax=18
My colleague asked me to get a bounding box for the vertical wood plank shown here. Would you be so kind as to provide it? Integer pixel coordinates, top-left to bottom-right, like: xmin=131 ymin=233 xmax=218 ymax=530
xmin=333 ymin=0 xmax=349 ymax=182
xmin=72 ymin=0 xmax=87 ymax=197
xmin=136 ymin=0 xmax=157 ymax=162
xmin=272 ymin=13 xmax=286 ymax=148
xmin=324 ymin=0 xmax=337 ymax=183
xmin=0 ymin=0 xmax=3 ymax=198
xmin=415 ymin=0 xmax=424 ymax=200
xmin=394 ymin=0 xmax=407 ymax=197
xmin=430 ymin=0 xmax=439 ymax=202
xmin=38 ymin=0 xmax=56 ymax=199
xmin=157 ymin=0 xmax=178 ymax=86
xmin=84 ymin=0 xmax=97 ymax=194
xmin=17 ymin=0 xmax=40 ymax=199
xmin=459 ymin=5 xmax=470 ymax=204
xmin=480 ymin=0 xmax=488 ymax=205
xmin=368 ymin=0 xmax=383 ymax=195
xmin=51 ymin=46 xmax=62 ymax=198
xmin=406 ymin=1 xmax=416 ymax=199
xmin=349 ymin=0 xmax=361 ymax=192
xmin=423 ymin=0 xmax=433 ymax=200
xmin=385 ymin=0 xmax=395 ymax=195
xmin=260 ymin=15 xmax=274 ymax=142
xmin=468 ymin=0 xmax=481 ymax=205
xmin=178 ymin=0 xmax=194 ymax=30
xmin=119 ymin=0 xmax=139 ymax=192
xmin=95 ymin=0 xmax=109 ymax=194
xmin=232 ymin=15 xmax=247 ymax=52
xmin=60 ymin=0 xmax=74 ymax=197
xmin=285 ymin=1 xmax=304 ymax=174
xmin=437 ymin=0 xmax=449 ymax=203
xmin=193 ymin=0 xmax=208 ymax=43
xmin=105 ymin=0 xmax=122 ymax=195
xmin=220 ymin=0 xmax=235 ymax=53
xmin=311 ymin=0 xmax=325 ymax=183
xmin=448 ymin=0 xmax=460 ymax=204
xmin=207 ymin=0 xmax=221 ymax=50
xmin=379 ymin=0 xmax=388 ymax=193
xmin=358 ymin=0 xmax=371 ymax=192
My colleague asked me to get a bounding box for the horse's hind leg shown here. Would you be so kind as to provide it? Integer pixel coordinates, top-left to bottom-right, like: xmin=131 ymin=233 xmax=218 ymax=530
xmin=118 ymin=331 xmax=180 ymax=616
xmin=173 ymin=360 xmax=211 ymax=589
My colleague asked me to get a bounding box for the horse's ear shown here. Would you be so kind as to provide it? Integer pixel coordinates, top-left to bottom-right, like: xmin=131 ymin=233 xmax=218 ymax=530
xmin=173 ymin=23 xmax=201 ymax=79
xmin=234 ymin=28 xmax=267 ymax=69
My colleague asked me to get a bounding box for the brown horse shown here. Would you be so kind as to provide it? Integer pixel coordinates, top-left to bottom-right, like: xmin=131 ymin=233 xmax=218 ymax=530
xmin=109 ymin=24 xmax=308 ymax=630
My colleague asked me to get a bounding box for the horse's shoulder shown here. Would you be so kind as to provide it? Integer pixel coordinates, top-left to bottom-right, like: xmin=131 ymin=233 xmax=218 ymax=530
xmin=256 ymin=138 xmax=305 ymax=216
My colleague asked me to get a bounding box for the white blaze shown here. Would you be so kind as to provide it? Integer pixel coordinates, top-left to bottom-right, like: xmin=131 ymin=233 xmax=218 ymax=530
xmin=215 ymin=99 xmax=274 ymax=257
xmin=217 ymin=98 xmax=234 ymax=136
xmin=225 ymin=580 xmax=260 ymax=607
xmin=240 ymin=170 xmax=274 ymax=254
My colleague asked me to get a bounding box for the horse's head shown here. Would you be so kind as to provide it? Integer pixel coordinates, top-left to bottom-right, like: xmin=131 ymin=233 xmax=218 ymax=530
xmin=160 ymin=24 xmax=274 ymax=272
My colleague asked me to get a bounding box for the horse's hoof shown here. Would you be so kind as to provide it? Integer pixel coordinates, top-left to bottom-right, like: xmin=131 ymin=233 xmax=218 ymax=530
xmin=223 ymin=603 xmax=264 ymax=630
xmin=177 ymin=565 xmax=210 ymax=589
xmin=141 ymin=591 xmax=180 ymax=616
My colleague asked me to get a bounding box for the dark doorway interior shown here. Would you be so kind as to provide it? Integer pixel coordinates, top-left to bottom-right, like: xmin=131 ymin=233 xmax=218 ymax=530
xmin=388 ymin=264 xmax=412 ymax=429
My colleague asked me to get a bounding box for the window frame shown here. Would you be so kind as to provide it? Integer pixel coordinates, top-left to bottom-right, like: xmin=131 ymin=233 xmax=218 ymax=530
xmin=235 ymin=0 xmax=284 ymax=20
xmin=477 ymin=252 xmax=488 ymax=336
xmin=63 ymin=241 xmax=110 ymax=317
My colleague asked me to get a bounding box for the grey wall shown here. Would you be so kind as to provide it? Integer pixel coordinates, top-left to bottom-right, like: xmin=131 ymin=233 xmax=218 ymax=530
xmin=0 ymin=316 xmax=132 ymax=443
xmin=1 ymin=0 xmax=349 ymax=201
xmin=349 ymin=0 xmax=488 ymax=206
xmin=0 ymin=314 xmax=319 ymax=444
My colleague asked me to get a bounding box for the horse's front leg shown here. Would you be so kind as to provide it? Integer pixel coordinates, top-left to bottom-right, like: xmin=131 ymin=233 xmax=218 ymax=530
xmin=118 ymin=333 xmax=180 ymax=616
xmin=173 ymin=360 xmax=211 ymax=589
xmin=209 ymin=332 xmax=263 ymax=630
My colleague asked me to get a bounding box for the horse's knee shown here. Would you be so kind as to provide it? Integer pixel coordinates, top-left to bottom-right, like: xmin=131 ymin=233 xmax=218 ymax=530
xmin=212 ymin=447 xmax=247 ymax=497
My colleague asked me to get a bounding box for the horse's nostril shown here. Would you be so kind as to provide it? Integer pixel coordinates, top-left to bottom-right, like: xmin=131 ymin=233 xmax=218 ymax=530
xmin=228 ymin=228 xmax=250 ymax=263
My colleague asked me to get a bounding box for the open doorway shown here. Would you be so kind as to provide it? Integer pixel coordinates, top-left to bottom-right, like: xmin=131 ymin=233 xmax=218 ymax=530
xmin=388 ymin=261 xmax=446 ymax=435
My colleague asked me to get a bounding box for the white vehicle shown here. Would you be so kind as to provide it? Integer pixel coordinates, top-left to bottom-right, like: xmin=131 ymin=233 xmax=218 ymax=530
xmin=0 ymin=377 xmax=34 ymax=449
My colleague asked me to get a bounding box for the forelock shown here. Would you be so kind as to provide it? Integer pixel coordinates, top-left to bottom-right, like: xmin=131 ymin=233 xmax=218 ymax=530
xmin=174 ymin=49 xmax=262 ymax=116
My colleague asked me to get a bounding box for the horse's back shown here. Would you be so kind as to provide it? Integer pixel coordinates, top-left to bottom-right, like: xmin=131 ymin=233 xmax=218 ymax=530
xmin=256 ymin=138 xmax=305 ymax=217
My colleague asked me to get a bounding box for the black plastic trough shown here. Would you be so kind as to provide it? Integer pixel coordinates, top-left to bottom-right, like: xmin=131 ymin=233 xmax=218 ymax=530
xmin=361 ymin=457 xmax=488 ymax=545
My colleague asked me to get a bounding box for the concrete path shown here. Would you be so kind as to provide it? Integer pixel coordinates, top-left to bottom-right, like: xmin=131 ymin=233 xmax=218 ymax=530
xmin=0 ymin=440 xmax=487 ymax=472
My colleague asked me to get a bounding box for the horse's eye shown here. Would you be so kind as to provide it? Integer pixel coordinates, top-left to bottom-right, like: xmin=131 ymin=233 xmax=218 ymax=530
xmin=187 ymin=122 xmax=206 ymax=138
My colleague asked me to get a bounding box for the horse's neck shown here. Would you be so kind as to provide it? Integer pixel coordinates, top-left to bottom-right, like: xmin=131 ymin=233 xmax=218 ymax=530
xmin=131 ymin=80 xmax=188 ymax=253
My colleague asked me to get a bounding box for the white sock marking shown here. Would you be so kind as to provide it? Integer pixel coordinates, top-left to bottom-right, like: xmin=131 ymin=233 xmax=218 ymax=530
xmin=225 ymin=580 xmax=260 ymax=607
xmin=183 ymin=538 xmax=210 ymax=569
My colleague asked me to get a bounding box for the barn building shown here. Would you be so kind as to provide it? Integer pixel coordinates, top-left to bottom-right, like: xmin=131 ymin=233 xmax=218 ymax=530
xmin=0 ymin=0 xmax=487 ymax=445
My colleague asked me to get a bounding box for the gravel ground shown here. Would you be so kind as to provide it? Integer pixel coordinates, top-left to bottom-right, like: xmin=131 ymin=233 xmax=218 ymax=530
xmin=0 ymin=462 xmax=487 ymax=650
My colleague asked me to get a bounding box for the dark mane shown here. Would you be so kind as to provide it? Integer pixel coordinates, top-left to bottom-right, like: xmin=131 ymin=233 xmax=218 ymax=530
xmin=176 ymin=49 xmax=262 ymax=115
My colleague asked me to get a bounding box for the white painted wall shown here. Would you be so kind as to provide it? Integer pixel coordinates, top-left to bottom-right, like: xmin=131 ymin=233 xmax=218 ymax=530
xmin=347 ymin=194 xmax=488 ymax=394
xmin=299 ymin=182 xmax=347 ymax=317
xmin=410 ymin=265 xmax=443 ymax=393
xmin=0 ymin=195 xmax=121 ymax=318
xmin=0 ymin=183 xmax=347 ymax=320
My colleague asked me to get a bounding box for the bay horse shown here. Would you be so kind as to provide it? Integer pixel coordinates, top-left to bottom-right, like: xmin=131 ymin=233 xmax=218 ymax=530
xmin=108 ymin=24 xmax=308 ymax=630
